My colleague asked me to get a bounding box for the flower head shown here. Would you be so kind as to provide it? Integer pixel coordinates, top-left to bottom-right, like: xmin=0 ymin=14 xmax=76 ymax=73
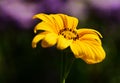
xmin=32 ymin=13 xmax=105 ymax=64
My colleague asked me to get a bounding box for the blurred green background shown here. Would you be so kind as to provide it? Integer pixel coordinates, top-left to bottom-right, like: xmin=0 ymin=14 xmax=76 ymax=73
xmin=0 ymin=0 xmax=120 ymax=83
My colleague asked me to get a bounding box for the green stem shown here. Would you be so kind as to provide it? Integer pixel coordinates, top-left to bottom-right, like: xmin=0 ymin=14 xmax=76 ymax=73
xmin=64 ymin=57 xmax=75 ymax=80
xmin=60 ymin=50 xmax=75 ymax=83
xmin=62 ymin=79 xmax=65 ymax=83
xmin=60 ymin=54 xmax=64 ymax=83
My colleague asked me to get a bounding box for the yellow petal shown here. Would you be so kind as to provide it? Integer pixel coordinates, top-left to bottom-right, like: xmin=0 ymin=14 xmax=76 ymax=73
xmin=70 ymin=39 xmax=105 ymax=64
xmin=33 ymin=13 xmax=58 ymax=33
xmin=33 ymin=13 xmax=54 ymax=24
xmin=70 ymin=41 xmax=82 ymax=58
xmin=70 ymin=40 xmax=91 ymax=59
xmin=83 ymin=41 xmax=106 ymax=64
xmin=32 ymin=32 xmax=48 ymax=48
xmin=80 ymin=42 xmax=105 ymax=64
xmin=50 ymin=14 xmax=64 ymax=30
xmin=34 ymin=22 xmax=55 ymax=33
xmin=77 ymin=28 xmax=103 ymax=38
xmin=59 ymin=14 xmax=78 ymax=29
xmin=80 ymin=34 xmax=102 ymax=45
xmin=41 ymin=33 xmax=58 ymax=48
xmin=57 ymin=35 xmax=73 ymax=50
xmin=58 ymin=14 xmax=67 ymax=28
xmin=67 ymin=16 xmax=78 ymax=30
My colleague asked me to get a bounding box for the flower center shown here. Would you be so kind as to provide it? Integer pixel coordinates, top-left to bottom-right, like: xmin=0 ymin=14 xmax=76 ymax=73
xmin=59 ymin=28 xmax=79 ymax=40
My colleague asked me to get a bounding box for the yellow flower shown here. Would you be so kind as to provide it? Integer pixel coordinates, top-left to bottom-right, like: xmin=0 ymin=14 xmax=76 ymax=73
xmin=32 ymin=13 xmax=105 ymax=64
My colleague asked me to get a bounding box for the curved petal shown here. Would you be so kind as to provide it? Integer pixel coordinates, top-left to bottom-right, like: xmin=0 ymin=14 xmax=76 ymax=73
xmin=83 ymin=44 xmax=105 ymax=64
xmin=83 ymin=41 xmax=105 ymax=62
xmin=33 ymin=13 xmax=54 ymax=24
xmin=80 ymin=34 xmax=102 ymax=45
xmin=70 ymin=41 xmax=83 ymax=58
xmin=77 ymin=28 xmax=103 ymax=38
xmin=34 ymin=22 xmax=56 ymax=33
xmin=70 ymin=40 xmax=92 ymax=59
xmin=67 ymin=16 xmax=78 ymax=30
xmin=70 ymin=40 xmax=105 ymax=64
xmin=59 ymin=14 xmax=78 ymax=30
xmin=41 ymin=33 xmax=58 ymax=48
xmin=57 ymin=35 xmax=73 ymax=50
xmin=77 ymin=40 xmax=105 ymax=64
xmin=32 ymin=32 xmax=48 ymax=48
xmin=58 ymin=14 xmax=67 ymax=29
xmin=33 ymin=13 xmax=58 ymax=33
xmin=50 ymin=14 xmax=64 ymax=30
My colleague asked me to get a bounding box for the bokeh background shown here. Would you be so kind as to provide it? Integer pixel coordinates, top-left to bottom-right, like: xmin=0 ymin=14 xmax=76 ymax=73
xmin=0 ymin=0 xmax=120 ymax=83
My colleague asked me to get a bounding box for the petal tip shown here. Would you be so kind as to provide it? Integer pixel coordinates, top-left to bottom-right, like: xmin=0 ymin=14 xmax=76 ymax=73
xmin=32 ymin=43 xmax=37 ymax=48
xmin=32 ymin=15 xmax=36 ymax=19
xmin=34 ymin=29 xmax=37 ymax=33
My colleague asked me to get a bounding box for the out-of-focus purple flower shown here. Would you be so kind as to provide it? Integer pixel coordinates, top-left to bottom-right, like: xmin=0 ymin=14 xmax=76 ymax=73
xmin=88 ymin=0 xmax=120 ymax=23
xmin=0 ymin=0 xmax=65 ymax=29
xmin=39 ymin=0 xmax=65 ymax=13
xmin=64 ymin=0 xmax=88 ymax=21
xmin=0 ymin=0 xmax=38 ymax=29
xmin=38 ymin=0 xmax=89 ymax=21
xmin=0 ymin=0 xmax=90 ymax=29
xmin=89 ymin=0 xmax=120 ymax=10
xmin=87 ymin=0 xmax=120 ymax=33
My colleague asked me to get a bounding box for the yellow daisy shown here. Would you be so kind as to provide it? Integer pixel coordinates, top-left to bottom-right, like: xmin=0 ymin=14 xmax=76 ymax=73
xmin=32 ymin=13 xmax=106 ymax=64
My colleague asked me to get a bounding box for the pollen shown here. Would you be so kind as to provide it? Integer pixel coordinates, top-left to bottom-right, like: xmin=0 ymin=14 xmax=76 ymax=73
xmin=59 ymin=28 xmax=79 ymax=40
